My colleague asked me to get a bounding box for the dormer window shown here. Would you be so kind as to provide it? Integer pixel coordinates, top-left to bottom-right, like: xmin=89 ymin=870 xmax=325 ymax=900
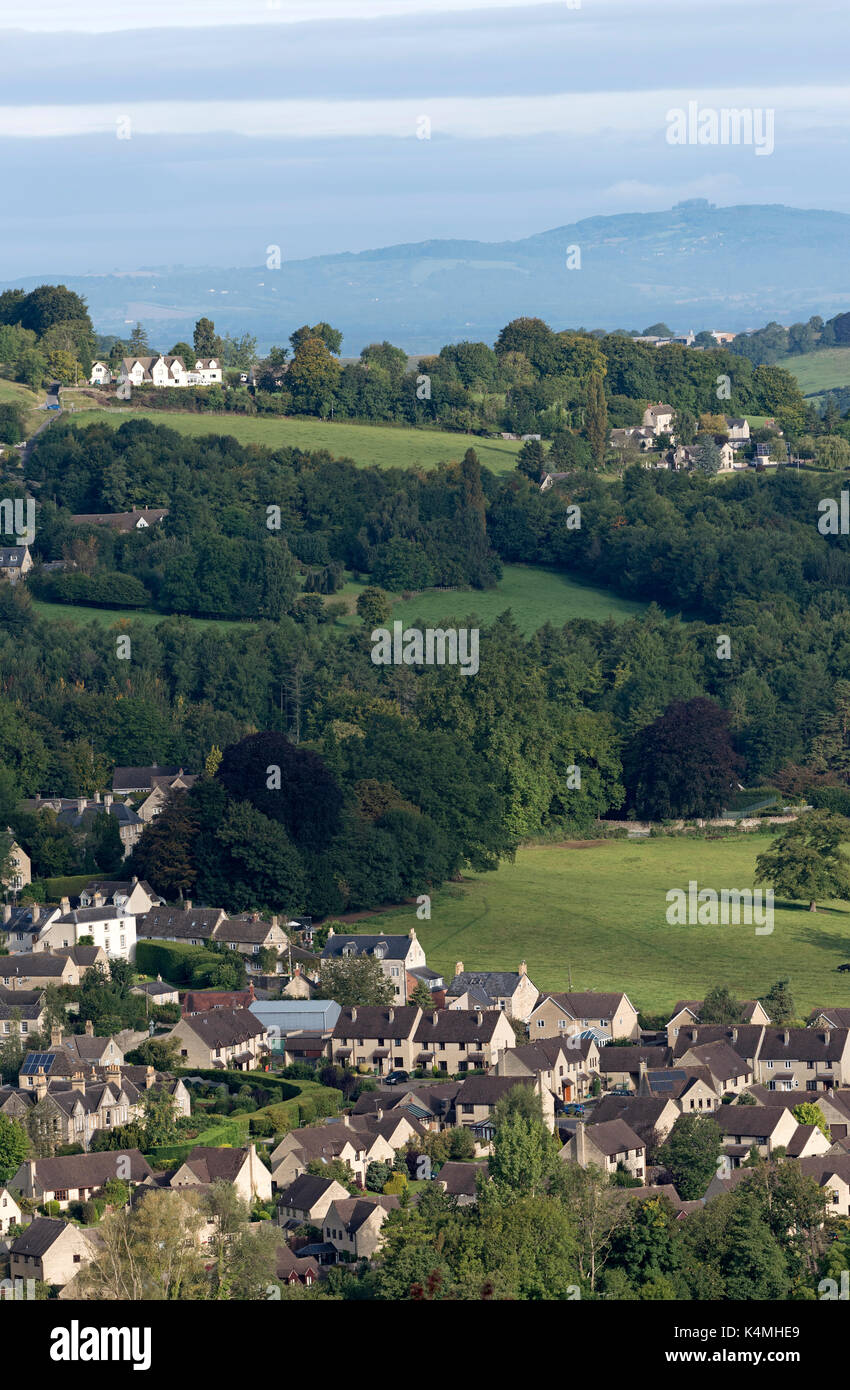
xmin=374 ymin=944 xmax=386 ymax=960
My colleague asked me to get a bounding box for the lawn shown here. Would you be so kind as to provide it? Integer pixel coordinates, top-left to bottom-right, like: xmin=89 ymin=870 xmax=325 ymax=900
xmin=333 ymin=563 xmax=648 ymax=635
xmin=778 ymin=347 xmax=850 ymax=396
xmin=350 ymin=836 xmax=850 ymax=1018
xmin=65 ymin=408 xmax=526 ymax=474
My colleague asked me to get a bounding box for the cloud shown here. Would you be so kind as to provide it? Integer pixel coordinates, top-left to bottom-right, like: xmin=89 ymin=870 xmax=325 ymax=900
xmin=2 ymin=86 xmax=846 ymax=141
xmin=0 ymin=0 xmax=573 ymax=35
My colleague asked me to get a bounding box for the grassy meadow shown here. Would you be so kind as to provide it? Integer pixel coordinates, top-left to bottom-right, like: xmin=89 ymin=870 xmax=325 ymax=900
xmin=778 ymin=347 xmax=850 ymax=396
xmin=351 ymin=836 xmax=850 ymax=1018
xmin=64 ymin=407 xmax=525 ymax=474
xmin=333 ymin=563 xmax=648 ymax=636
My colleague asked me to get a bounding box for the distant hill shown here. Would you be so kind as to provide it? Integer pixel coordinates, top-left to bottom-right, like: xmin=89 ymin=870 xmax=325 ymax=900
xmin=5 ymin=201 xmax=850 ymax=355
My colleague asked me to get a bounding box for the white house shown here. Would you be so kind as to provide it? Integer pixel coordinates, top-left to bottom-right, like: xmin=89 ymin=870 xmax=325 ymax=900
xmin=36 ymin=895 xmax=137 ymax=963
xmin=118 ymin=355 xmax=223 ymax=389
xmin=642 ymin=403 xmax=676 ymax=436
xmin=89 ymin=361 xmax=112 ymax=386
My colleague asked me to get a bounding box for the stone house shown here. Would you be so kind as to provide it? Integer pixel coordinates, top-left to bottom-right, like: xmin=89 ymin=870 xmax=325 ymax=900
xmin=562 ymin=1119 xmax=646 ymax=1180
xmin=10 ymin=1149 xmax=152 ymax=1208
xmin=412 ymin=1007 xmax=516 ymax=1075
xmin=321 ymin=927 xmax=427 ymax=1004
xmin=331 ymin=1004 xmax=421 ymax=1075
xmin=277 ymin=1174 xmax=350 ymax=1228
xmin=165 ymin=1144 xmax=272 ymax=1203
xmin=322 ymin=1195 xmax=398 ymax=1261
xmin=167 ymin=1007 xmax=270 ymax=1070
xmin=445 ymin=961 xmax=539 ymax=1022
xmin=528 ymin=991 xmax=640 ymax=1042
xmin=9 ymin=1218 xmax=97 ymax=1288
xmin=0 ymin=1186 xmax=22 ymax=1234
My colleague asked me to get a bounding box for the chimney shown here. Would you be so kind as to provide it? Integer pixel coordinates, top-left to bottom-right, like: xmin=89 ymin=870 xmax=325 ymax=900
xmin=104 ymin=794 xmax=113 ymax=810
xmin=77 ymin=797 xmax=86 ymax=814
xmin=327 ymin=926 xmax=335 ymax=938
xmin=131 ymin=876 xmax=138 ymax=885
xmin=388 ymin=1007 xmax=394 ymax=1023
xmin=731 ymin=1027 xmax=738 ymax=1045
xmin=455 ymin=961 xmax=464 ymax=977
xmin=31 ymin=903 xmax=40 ymax=924
xmin=409 ymin=927 xmax=416 ymax=940
xmin=375 ymin=1106 xmax=383 ymax=1122
xmin=350 ymin=1007 xmax=357 ymax=1022
xmin=93 ymin=891 xmax=104 ymax=908
xmin=71 ymin=1068 xmax=86 ymax=1094
xmin=783 ymin=1029 xmax=790 ymax=1046
xmin=271 ymin=915 xmax=279 ymax=930
xmin=2 ymin=903 xmax=10 ymax=923
xmin=60 ymin=896 xmax=70 ymax=915
xmin=689 ymin=1029 xmax=698 ymax=1043
xmin=475 ymin=1011 xmax=484 ymax=1026
xmin=145 ymin=1065 xmax=156 ymax=1090
xmin=431 ymin=1011 xmax=438 ymax=1026
xmin=50 ymin=1024 xmax=63 ymax=1047
xmin=35 ymin=1066 xmax=47 ymax=1100
xmin=575 ymin=1120 xmax=587 ymax=1166
xmin=85 ymin=1019 xmax=94 ymax=1037
xmin=822 ymin=1031 xmax=829 ymax=1045
xmin=518 ymin=960 xmax=527 ymax=977
xmin=94 ymin=790 xmax=101 ymax=803
xmin=638 ymin=1060 xmax=650 ymax=1096
xmin=184 ymin=899 xmax=192 ymax=911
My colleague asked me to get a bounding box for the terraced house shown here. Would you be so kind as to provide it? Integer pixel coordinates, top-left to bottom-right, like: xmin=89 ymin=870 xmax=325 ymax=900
xmin=167 ymin=1006 xmax=270 ymax=1069
xmin=528 ymin=990 xmax=640 ymax=1041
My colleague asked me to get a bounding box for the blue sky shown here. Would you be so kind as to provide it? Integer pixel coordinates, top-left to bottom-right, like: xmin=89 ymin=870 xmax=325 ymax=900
xmin=1 ymin=0 xmax=848 ymax=275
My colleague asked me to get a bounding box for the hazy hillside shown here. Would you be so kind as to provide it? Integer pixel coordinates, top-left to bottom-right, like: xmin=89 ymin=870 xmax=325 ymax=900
xmin=5 ymin=201 xmax=850 ymax=354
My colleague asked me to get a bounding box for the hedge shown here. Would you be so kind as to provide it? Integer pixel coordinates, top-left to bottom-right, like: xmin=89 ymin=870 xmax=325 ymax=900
xmin=135 ymin=939 xmax=215 ymax=984
xmin=808 ymin=786 xmax=850 ymax=816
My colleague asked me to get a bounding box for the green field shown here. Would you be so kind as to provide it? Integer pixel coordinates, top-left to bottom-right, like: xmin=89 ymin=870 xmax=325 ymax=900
xmin=778 ymin=347 xmax=850 ymax=396
xmin=0 ymin=376 xmax=43 ymax=436
xmin=31 ymin=565 xmax=648 ymax=638
xmin=335 ymin=563 xmax=648 ymax=635
xmin=65 ymin=408 xmax=526 ymax=473
xmin=31 ymin=600 xmax=249 ymax=632
xmin=352 ymin=837 xmax=850 ymax=1018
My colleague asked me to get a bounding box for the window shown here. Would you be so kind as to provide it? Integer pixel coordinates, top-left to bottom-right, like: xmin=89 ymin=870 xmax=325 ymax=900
xmin=20 ymin=1022 xmax=27 ymax=1034
xmin=536 ymin=1019 xmax=545 ymax=1029
xmin=766 ymin=1061 xmax=774 ymax=1070
xmin=557 ymin=1019 xmax=566 ymax=1030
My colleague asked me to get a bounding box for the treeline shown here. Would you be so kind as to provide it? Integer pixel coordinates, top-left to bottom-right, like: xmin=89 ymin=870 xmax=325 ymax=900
xmin=730 ymin=309 xmax=850 ymax=366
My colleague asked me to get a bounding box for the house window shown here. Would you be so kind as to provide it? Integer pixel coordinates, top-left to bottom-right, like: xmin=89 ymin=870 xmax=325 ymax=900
xmin=55 ymin=1190 xmax=68 ymax=1202
xmin=766 ymin=1061 xmax=774 ymax=1070
xmin=537 ymin=1020 xmax=545 ymax=1029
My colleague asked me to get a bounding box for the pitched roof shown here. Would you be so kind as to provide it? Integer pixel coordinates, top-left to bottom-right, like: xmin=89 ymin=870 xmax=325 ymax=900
xmin=177 ymin=1008 xmax=266 ymax=1049
xmin=758 ymin=1028 xmax=848 ymax=1062
xmin=328 ymin=1195 xmax=399 ymax=1232
xmin=438 ymin=1161 xmax=489 ymax=1196
xmin=591 ymin=1095 xmax=675 ymax=1135
xmin=322 ymin=934 xmax=415 ymax=962
xmin=446 ymin=971 xmax=525 ymax=1001
xmin=333 ymin=1006 xmax=419 ymax=1041
xmin=10 ymin=1216 xmax=71 ymax=1257
xmin=454 ymin=1074 xmax=536 ymax=1105
xmin=812 ymin=1008 xmax=850 ymax=1029
xmin=278 ymin=1174 xmax=342 ymax=1209
xmin=584 ymin=1119 xmax=645 ymax=1156
xmin=138 ymin=906 xmax=224 ymax=940
xmin=112 ymin=765 xmax=181 ymax=792
xmin=26 ymin=1148 xmax=152 ymax=1190
xmin=413 ymin=1008 xmax=505 ymax=1045
xmin=597 ymin=1046 xmax=671 ymax=1072
xmin=711 ymin=1107 xmax=791 ymax=1136
xmin=535 ymin=991 xmax=630 ymax=1018
xmin=1 ymin=955 xmax=70 ymax=979
xmin=180 ymin=1146 xmax=249 ymax=1184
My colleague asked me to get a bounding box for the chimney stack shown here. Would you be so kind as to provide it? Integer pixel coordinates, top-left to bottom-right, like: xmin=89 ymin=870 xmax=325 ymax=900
xmin=431 ymin=1010 xmax=438 ymax=1026
xmin=31 ymin=903 xmax=40 ymax=925
xmin=731 ymin=1027 xmax=738 ymax=1044
xmin=2 ymin=903 xmax=10 ymax=923
xmin=93 ymin=891 xmax=104 ymax=908
xmin=145 ymin=1065 xmax=156 ymax=1090
xmin=71 ymin=1068 xmax=86 ymax=1094
xmin=475 ymin=1010 xmax=484 ymax=1026
xmin=455 ymin=961 xmax=464 ymax=977
xmin=104 ymin=793 xmax=113 ymax=810
xmin=85 ymin=1019 xmax=94 ymax=1037
xmin=94 ymin=790 xmax=101 ymax=804
xmin=388 ymin=1007 xmax=394 ymax=1023
xmin=518 ymin=960 xmax=527 ymax=977
xmin=60 ymin=896 xmax=70 ymax=915
xmin=783 ymin=1029 xmax=790 ymax=1046
xmin=689 ymin=1029 xmax=698 ymax=1043
xmin=350 ymin=1006 xmax=357 ymax=1022
xmin=575 ymin=1120 xmax=587 ymax=1167
xmin=184 ymin=899 xmax=192 ymax=912
xmin=77 ymin=797 xmax=86 ymax=814
xmin=50 ymin=1024 xmax=63 ymax=1047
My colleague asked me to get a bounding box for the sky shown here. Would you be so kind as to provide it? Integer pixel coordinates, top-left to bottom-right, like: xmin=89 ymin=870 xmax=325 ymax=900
xmin=0 ymin=0 xmax=848 ymax=275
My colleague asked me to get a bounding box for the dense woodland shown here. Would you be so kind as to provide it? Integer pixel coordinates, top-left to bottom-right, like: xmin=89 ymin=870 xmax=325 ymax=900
xmin=4 ymin=414 xmax=850 ymax=908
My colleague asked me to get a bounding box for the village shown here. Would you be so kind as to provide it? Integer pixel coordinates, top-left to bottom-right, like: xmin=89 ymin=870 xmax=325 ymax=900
xmin=2 ymin=769 xmax=849 ymax=1299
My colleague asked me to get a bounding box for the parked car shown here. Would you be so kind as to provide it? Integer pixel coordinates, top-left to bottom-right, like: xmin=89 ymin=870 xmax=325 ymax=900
xmin=385 ymin=1070 xmax=409 ymax=1086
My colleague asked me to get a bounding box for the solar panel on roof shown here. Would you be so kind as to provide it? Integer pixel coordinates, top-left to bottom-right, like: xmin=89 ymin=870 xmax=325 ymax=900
xmin=21 ymin=1052 xmax=55 ymax=1074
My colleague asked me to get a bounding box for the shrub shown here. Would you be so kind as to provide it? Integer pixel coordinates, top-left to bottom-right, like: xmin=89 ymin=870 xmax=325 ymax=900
xmin=249 ymin=1113 xmax=276 ymax=1138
